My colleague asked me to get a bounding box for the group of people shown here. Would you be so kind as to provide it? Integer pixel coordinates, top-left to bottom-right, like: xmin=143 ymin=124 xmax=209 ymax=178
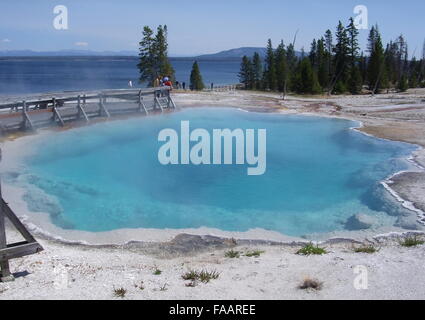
xmin=154 ymin=76 xmax=188 ymax=90
xmin=154 ymin=76 xmax=174 ymax=89
xmin=127 ymin=76 xmax=188 ymax=90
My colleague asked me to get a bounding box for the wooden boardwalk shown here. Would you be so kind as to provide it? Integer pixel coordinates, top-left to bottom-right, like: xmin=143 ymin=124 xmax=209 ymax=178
xmin=0 ymin=87 xmax=177 ymax=281
xmin=0 ymin=87 xmax=177 ymax=133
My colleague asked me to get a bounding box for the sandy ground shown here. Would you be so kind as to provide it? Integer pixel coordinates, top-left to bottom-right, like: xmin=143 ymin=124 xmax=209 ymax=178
xmin=1 ymin=88 xmax=425 ymax=300
xmin=1 ymin=228 xmax=425 ymax=300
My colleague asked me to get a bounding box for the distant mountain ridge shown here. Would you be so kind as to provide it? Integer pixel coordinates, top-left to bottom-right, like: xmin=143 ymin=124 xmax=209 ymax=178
xmin=0 ymin=47 xmax=303 ymax=59
xmin=0 ymin=50 xmax=138 ymax=57
xmin=195 ymin=47 xmax=303 ymax=60
xmin=195 ymin=47 xmax=268 ymax=60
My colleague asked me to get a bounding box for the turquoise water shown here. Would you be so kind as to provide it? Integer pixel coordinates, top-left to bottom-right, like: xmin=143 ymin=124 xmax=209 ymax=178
xmin=17 ymin=108 xmax=417 ymax=236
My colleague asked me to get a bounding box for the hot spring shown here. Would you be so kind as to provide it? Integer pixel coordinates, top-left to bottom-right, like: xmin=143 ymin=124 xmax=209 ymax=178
xmin=8 ymin=108 xmax=419 ymax=237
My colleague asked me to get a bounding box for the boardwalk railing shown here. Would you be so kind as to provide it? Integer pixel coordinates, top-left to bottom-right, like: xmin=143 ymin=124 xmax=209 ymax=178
xmin=205 ymin=84 xmax=243 ymax=93
xmin=0 ymin=87 xmax=177 ymax=133
xmin=0 ymin=87 xmax=178 ymax=280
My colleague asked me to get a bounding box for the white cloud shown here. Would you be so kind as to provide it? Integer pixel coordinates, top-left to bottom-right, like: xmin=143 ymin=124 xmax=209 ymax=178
xmin=2 ymin=39 xmax=11 ymax=43
xmin=74 ymin=42 xmax=88 ymax=47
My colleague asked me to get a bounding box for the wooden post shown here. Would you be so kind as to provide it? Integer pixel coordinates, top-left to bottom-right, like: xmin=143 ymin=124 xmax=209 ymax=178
xmin=52 ymin=98 xmax=65 ymax=126
xmin=99 ymin=94 xmax=110 ymax=118
xmin=21 ymin=101 xmax=27 ymax=130
xmin=0 ymin=148 xmax=43 ymax=282
xmin=51 ymin=98 xmax=56 ymax=122
xmin=139 ymin=91 xmax=148 ymax=115
xmin=0 ymin=189 xmax=13 ymax=282
xmin=166 ymin=90 xmax=177 ymax=109
xmin=21 ymin=101 xmax=34 ymax=131
xmin=153 ymin=91 xmax=158 ymax=110
xmin=77 ymin=95 xmax=81 ymax=119
xmin=0 ymin=148 xmax=13 ymax=282
xmin=154 ymin=96 xmax=163 ymax=112
xmin=77 ymin=96 xmax=89 ymax=123
xmin=167 ymin=90 xmax=171 ymax=109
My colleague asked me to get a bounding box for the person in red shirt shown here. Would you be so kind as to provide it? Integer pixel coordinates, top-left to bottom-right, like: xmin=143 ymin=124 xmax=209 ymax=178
xmin=163 ymin=77 xmax=173 ymax=90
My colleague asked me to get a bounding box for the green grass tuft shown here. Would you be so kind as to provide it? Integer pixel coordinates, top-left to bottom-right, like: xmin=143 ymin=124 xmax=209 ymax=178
xmin=298 ymin=278 xmax=323 ymax=291
xmin=225 ymin=250 xmax=241 ymax=258
xmin=296 ymin=243 xmax=327 ymax=256
xmin=245 ymin=250 xmax=265 ymax=258
xmin=153 ymin=268 xmax=162 ymax=276
xmin=113 ymin=287 xmax=127 ymax=298
xmin=354 ymin=246 xmax=379 ymax=254
xmin=182 ymin=269 xmax=220 ymax=284
xmin=399 ymin=235 xmax=425 ymax=247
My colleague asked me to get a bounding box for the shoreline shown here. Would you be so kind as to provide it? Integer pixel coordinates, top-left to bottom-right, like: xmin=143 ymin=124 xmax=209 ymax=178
xmin=0 ymin=101 xmax=424 ymax=246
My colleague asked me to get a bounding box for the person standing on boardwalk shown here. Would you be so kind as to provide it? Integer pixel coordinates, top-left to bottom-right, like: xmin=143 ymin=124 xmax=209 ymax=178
xmin=154 ymin=76 xmax=161 ymax=88
xmin=163 ymin=77 xmax=173 ymax=90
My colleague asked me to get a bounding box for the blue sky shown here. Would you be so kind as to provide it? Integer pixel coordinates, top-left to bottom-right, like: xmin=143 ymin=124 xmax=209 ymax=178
xmin=0 ymin=0 xmax=424 ymax=56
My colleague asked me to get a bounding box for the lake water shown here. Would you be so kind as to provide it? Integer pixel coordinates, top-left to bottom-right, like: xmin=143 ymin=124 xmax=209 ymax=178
xmin=12 ymin=108 xmax=417 ymax=237
xmin=0 ymin=57 xmax=240 ymax=95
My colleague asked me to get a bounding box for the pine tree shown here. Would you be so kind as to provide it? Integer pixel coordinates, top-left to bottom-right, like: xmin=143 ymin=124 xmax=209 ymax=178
xmin=309 ymin=39 xmax=318 ymax=69
xmin=396 ymin=35 xmax=409 ymax=89
xmin=316 ymin=38 xmax=328 ymax=90
xmin=324 ymin=29 xmax=334 ymax=90
xmin=190 ymin=61 xmax=205 ymax=90
xmin=137 ymin=25 xmax=175 ymax=86
xmin=367 ymin=25 xmax=387 ymax=93
xmin=421 ymin=39 xmax=425 ymax=86
xmin=295 ymin=58 xmax=321 ymax=94
xmin=154 ymin=25 xmax=175 ymax=82
xmin=346 ymin=18 xmax=362 ymax=94
xmin=359 ymin=52 xmax=367 ymax=84
xmin=137 ymin=26 xmax=156 ymax=85
xmin=332 ymin=21 xmax=350 ymax=94
xmin=286 ymin=43 xmax=298 ymax=92
xmin=408 ymin=57 xmax=419 ymax=88
xmin=239 ymin=56 xmax=253 ymax=89
xmin=252 ymin=52 xmax=263 ymax=90
xmin=264 ymin=39 xmax=277 ymax=91
xmin=385 ymin=41 xmax=398 ymax=86
xmin=398 ymin=74 xmax=408 ymax=92
xmin=275 ymin=41 xmax=288 ymax=93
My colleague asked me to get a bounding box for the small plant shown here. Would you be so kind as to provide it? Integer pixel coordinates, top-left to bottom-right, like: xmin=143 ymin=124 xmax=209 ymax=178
xmin=135 ymin=281 xmax=145 ymax=290
xmin=198 ymin=270 xmax=220 ymax=283
xmin=153 ymin=268 xmax=162 ymax=276
xmin=245 ymin=250 xmax=265 ymax=258
xmin=113 ymin=287 xmax=127 ymax=298
xmin=299 ymin=278 xmax=323 ymax=291
xmin=399 ymin=235 xmax=425 ymax=247
xmin=354 ymin=246 xmax=379 ymax=254
xmin=182 ymin=269 xmax=220 ymax=284
xmin=182 ymin=270 xmax=199 ymax=281
xmin=296 ymin=243 xmax=327 ymax=256
xmin=225 ymin=250 xmax=241 ymax=258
